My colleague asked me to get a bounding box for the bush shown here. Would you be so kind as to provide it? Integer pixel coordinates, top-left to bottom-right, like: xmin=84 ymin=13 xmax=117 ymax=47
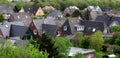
xmin=107 ymin=45 xmax=120 ymax=54
xmin=0 ymin=14 xmax=4 ymax=22
xmin=73 ymin=52 xmax=84 ymax=58
xmin=110 ymin=26 xmax=120 ymax=32
xmin=0 ymin=40 xmax=48 ymax=58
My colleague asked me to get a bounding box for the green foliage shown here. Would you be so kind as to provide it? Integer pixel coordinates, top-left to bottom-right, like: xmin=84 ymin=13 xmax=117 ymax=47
xmin=0 ymin=14 xmax=4 ymax=22
xmin=110 ymin=26 xmax=120 ymax=32
xmin=37 ymin=33 xmax=57 ymax=58
xmin=80 ymin=36 xmax=90 ymax=49
xmin=104 ymin=38 xmax=111 ymax=43
xmin=72 ymin=31 xmax=104 ymax=51
xmin=0 ymin=40 xmax=48 ymax=58
xmin=71 ymin=10 xmax=81 ymax=17
xmin=115 ymin=36 xmax=120 ymax=46
xmin=73 ymin=52 xmax=84 ymax=58
xmin=53 ymin=37 xmax=73 ymax=58
xmin=72 ymin=32 xmax=84 ymax=47
xmin=95 ymin=52 xmax=107 ymax=58
xmin=89 ymin=31 xmax=104 ymax=51
xmin=107 ymin=45 xmax=120 ymax=54
xmin=110 ymin=32 xmax=120 ymax=45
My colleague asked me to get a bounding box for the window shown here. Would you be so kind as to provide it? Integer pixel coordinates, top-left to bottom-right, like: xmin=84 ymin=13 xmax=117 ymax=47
xmin=25 ymin=15 xmax=28 ymax=18
xmin=17 ymin=16 xmax=20 ymax=19
xmin=29 ymin=8 xmax=31 ymax=10
xmin=63 ymin=26 xmax=67 ymax=31
xmin=88 ymin=54 xmax=92 ymax=58
xmin=75 ymin=25 xmax=84 ymax=31
xmin=92 ymin=28 xmax=96 ymax=32
xmin=56 ymin=31 xmax=61 ymax=36
xmin=5 ymin=25 xmax=8 ymax=28
xmin=33 ymin=30 xmax=37 ymax=35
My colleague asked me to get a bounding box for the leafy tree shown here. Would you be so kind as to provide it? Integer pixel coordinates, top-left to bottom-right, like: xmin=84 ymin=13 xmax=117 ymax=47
xmin=53 ymin=37 xmax=73 ymax=58
xmin=110 ymin=32 xmax=120 ymax=45
xmin=80 ymin=36 xmax=90 ymax=49
xmin=89 ymin=31 xmax=104 ymax=51
xmin=0 ymin=14 xmax=4 ymax=22
xmin=0 ymin=40 xmax=48 ymax=58
xmin=73 ymin=52 xmax=84 ymax=58
xmin=110 ymin=26 xmax=120 ymax=32
xmin=72 ymin=32 xmax=84 ymax=47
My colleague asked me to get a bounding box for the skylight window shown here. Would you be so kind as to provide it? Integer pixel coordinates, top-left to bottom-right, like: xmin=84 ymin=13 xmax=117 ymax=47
xmin=92 ymin=28 xmax=96 ymax=32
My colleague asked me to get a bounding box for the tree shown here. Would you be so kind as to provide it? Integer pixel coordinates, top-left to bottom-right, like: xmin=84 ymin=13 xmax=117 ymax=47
xmin=73 ymin=52 xmax=84 ymax=58
xmin=0 ymin=40 xmax=48 ymax=58
xmin=72 ymin=32 xmax=84 ymax=47
xmin=110 ymin=32 xmax=120 ymax=45
xmin=89 ymin=31 xmax=104 ymax=51
xmin=80 ymin=36 xmax=90 ymax=49
xmin=53 ymin=37 xmax=73 ymax=58
xmin=110 ymin=26 xmax=120 ymax=32
xmin=37 ymin=33 xmax=58 ymax=58
xmin=0 ymin=14 xmax=4 ymax=22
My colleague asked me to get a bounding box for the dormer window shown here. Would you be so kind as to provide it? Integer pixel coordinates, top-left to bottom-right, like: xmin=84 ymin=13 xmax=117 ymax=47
xmin=92 ymin=28 xmax=96 ymax=32
xmin=17 ymin=16 xmax=20 ymax=19
xmin=75 ymin=25 xmax=84 ymax=31
xmin=63 ymin=26 xmax=67 ymax=31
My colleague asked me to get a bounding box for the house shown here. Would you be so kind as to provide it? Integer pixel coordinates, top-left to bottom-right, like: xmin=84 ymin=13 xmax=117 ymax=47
xmin=0 ymin=4 xmax=15 ymax=14
xmin=87 ymin=6 xmax=103 ymax=14
xmin=102 ymin=7 xmax=112 ymax=12
xmin=23 ymin=6 xmax=39 ymax=16
xmin=8 ymin=12 xmax=32 ymax=27
xmin=0 ymin=21 xmax=25 ymax=39
xmin=30 ymin=17 xmax=63 ymax=38
xmin=35 ymin=7 xmax=45 ymax=16
xmin=95 ymin=15 xmax=120 ymax=27
xmin=42 ymin=5 xmax=55 ymax=13
xmin=64 ymin=6 xmax=79 ymax=17
xmin=10 ymin=24 xmax=29 ymax=39
xmin=61 ymin=18 xmax=81 ymax=35
xmin=42 ymin=24 xmax=64 ymax=37
xmin=68 ymin=47 xmax=95 ymax=58
xmin=90 ymin=11 xmax=98 ymax=21
xmin=47 ymin=10 xmax=63 ymax=19
xmin=79 ymin=20 xmax=105 ymax=35
xmin=29 ymin=20 xmax=43 ymax=39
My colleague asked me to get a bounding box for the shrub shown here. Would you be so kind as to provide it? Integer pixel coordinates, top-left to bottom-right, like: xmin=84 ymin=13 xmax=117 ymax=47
xmin=0 ymin=40 xmax=48 ymax=58
xmin=110 ymin=26 xmax=120 ymax=32
xmin=73 ymin=52 xmax=84 ymax=58
xmin=107 ymin=45 xmax=120 ymax=54
xmin=0 ymin=14 xmax=4 ymax=22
